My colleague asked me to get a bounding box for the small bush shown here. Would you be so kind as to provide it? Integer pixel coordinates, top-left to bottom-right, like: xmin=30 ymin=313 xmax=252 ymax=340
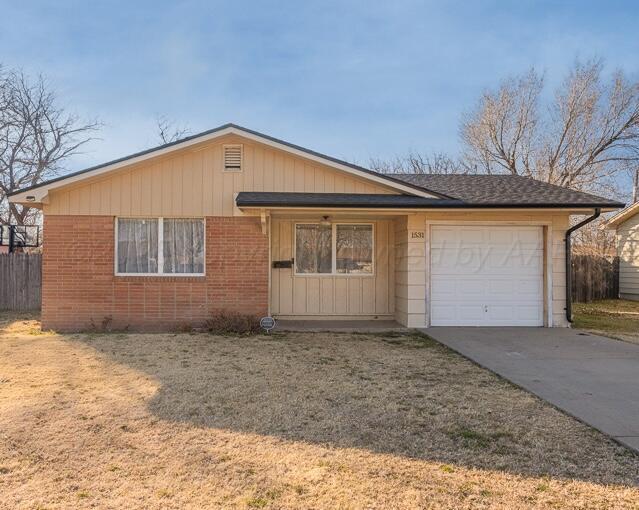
xmin=89 ymin=316 xmax=113 ymax=332
xmin=205 ymin=311 xmax=261 ymax=336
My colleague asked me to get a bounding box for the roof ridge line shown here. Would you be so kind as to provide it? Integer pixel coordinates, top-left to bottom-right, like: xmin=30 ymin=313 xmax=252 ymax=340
xmin=9 ymin=123 xmax=453 ymax=200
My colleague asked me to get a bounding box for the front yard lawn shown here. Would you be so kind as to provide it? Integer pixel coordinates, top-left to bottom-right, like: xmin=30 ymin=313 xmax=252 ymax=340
xmin=0 ymin=312 xmax=638 ymax=509
xmin=573 ymin=299 xmax=639 ymax=344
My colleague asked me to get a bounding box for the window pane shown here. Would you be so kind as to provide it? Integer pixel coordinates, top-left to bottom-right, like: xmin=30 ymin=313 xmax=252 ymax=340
xmin=163 ymin=219 xmax=205 ymax=274
xmin=295 ymin=224 xmax=332 ymax=274
xmin=336 ymin=225 xmax=373 ymax=274
xmin=117 ymin=219 xmax=158 ymax=273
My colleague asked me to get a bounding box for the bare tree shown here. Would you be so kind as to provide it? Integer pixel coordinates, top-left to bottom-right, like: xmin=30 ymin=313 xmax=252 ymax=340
xmin=0 ymin=67 xmax=100 ymax=225
xmin=370 ymin=151 xmax=464 ymax=174
xmin=460 ymin=59 xmax=639 ymax=195
xmin=155 ymin=114 xmax=190 ymax=144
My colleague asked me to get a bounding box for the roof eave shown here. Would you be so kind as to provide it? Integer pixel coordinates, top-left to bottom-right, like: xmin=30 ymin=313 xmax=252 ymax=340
xmin=606 ymin=201 xmax=639 ymax=228
xmin=236 ymin=201 xmax=623 ymax=211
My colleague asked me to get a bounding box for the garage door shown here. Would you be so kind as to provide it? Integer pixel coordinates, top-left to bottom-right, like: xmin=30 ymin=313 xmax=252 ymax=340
xmin=430 ymin=226 xmax=544 ymax=326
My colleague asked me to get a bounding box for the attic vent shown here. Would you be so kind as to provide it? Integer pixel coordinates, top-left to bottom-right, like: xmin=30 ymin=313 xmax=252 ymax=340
xmin=224 ymin=144 xmax=243 ymax=171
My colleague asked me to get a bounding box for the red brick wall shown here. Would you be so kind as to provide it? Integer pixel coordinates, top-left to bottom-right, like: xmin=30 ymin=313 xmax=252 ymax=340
xmin=42 ymin=216 xmax=269 ymax=331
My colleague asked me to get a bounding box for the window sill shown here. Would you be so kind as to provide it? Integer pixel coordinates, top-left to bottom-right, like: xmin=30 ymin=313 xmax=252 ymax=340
xmin=293 ymin=273 xmax=375 ymax=277
xmin=115 ymin=274 xmax=206 ymax=282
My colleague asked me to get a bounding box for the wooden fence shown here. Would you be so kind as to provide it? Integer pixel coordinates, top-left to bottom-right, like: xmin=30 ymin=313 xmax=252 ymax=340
xmin=571 ymin=254 xmax=619 ymax=303
xmin=0 ymin=253 xmax=42 ymax=311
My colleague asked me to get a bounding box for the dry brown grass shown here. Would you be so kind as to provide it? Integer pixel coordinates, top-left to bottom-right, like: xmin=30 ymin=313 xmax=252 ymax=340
xmin=0 ymin=312 xmax=638 ymax=509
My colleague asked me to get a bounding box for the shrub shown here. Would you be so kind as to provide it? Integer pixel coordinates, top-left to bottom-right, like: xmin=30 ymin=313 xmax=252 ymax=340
xmin=89 ymin=316 xmax=113 ymax=332
xmin=205 ymin=311 xmax=262 ymax=336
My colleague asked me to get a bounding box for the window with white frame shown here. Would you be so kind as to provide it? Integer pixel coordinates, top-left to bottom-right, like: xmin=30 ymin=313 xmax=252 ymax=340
xmin=116 ymin=218 xmax=205 ymax=275
xmin=295 ymin=223 xmax=373 ymax=275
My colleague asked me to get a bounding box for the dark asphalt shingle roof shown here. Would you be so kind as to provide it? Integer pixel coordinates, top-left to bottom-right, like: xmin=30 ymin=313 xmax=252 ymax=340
xmin=236 ymin=174 xmax=624 ymax=209
xmin=236 ymin=193 xmax=461 ymax=208
xmin=391 ymin=174 xmax=624 ymax=207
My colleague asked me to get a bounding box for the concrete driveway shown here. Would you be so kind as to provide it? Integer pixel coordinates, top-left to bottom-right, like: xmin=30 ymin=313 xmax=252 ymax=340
xmin=426 ymin=327 xmax=639 ymax=453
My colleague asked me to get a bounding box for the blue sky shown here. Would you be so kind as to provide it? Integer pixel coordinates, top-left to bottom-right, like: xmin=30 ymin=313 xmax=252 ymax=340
xmin=1 ymin=0 xmax=638 ymax=186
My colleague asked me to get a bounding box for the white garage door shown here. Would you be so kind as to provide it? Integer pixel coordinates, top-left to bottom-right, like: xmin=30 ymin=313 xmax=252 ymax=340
xmin=430 ymin=225 xmax=544 ymax=326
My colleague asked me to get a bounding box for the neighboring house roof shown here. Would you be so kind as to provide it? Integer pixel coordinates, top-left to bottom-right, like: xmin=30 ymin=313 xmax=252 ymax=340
xmin=236 ymin=174 xmax=624 ymax=209
xmin=606 ymin=201 xmax=639 ymax=228
xmin=8 ymin=123 xmax=441 ymax=203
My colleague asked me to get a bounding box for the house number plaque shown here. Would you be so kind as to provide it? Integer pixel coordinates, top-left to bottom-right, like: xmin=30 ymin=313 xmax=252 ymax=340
xmin=411 ymin=231 xmax=425 ymax=239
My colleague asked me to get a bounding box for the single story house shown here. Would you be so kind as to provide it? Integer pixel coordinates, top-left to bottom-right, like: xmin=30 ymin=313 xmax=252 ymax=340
xmin=608 ymin=202 xmax=639 ymax=301
xmin=9 ymin=124 xmax=624 ymax=331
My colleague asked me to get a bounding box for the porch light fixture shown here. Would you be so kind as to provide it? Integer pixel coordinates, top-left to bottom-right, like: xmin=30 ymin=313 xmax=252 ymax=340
xmin=319 ymin=215 xmax=331 ymax=228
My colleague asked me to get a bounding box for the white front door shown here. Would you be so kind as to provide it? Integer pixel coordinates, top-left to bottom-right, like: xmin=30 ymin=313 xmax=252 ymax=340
xmin=430 ymin=225 xmax=544 ymax=326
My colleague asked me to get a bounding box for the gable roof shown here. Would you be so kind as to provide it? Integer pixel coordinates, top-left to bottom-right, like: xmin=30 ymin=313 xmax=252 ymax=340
xmin=8 ymin=123 xmax=443 ymax=203
xmin=392 ymin=174 xmax=624 ymax=208
xmin=8 ymin=123 xmax=625 ymax=211
xmin=606 ymin=201 xmax=639 ymax=228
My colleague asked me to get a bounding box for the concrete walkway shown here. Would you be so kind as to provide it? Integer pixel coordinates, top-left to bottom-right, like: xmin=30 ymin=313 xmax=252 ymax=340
xmin=425 ymin=327 xmax=639 ymax=453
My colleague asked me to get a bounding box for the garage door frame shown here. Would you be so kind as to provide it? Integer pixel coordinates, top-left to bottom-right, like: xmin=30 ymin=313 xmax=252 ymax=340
xmin=425 ymin=220 xmax=553 ymax=327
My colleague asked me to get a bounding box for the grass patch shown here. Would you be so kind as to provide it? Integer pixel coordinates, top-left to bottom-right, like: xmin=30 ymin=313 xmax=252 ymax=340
xmin=246 ymin=497 xmax=269 ymax=508
xmin=573 ymin=299 xmax=639 ymax=343
xmin=448 ymin=427 xmax=512 ymax=449
xmin=375 ymin=330 xmax=441 ymax=349
xmin=0 ymin=312 xmax=638 ymax=508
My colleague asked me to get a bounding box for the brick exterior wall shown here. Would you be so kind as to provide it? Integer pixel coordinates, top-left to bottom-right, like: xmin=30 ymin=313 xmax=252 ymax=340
xmin=42 ymin=216 xmax=269 ymax=331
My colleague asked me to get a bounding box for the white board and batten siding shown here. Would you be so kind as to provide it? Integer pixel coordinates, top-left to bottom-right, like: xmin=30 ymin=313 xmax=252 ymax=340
xmin=617 ymin=213 xmax=639 ymax=300
xmin=271 ymin=219 xmax=395 ymax=318
xmin=430 ymin=225 xmax=545 ymax=326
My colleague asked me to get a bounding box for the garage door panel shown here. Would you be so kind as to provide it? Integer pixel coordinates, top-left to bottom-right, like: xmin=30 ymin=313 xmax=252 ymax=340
xmin=484 ymin=276 xmax=543 ymax=301
xmin=456 ymin=279 xmax=485 ymax=296
xmin=430 ymin=303 xmax=457 ymax=322
xmin=431 ymin=248 xmax=483 ymax=271
xmin=518 ymin=305 xmax=544 ymax=321
xmin=458 ymin=305 xmax=486 ymax=320
xmin=488 ymin=305 xmax=516 ymax=321
xmin=430 ymin=278 xmax=456 ymax=299
xmin=430 ymin=226 xmax=544 ymax=327
xmin=432 ymin=276 xmax=489 ymax=298
xmin=431 ymin=228 xmax=464 ymax=246
xmin=488 ymin=279 xmax=515 ymax=295
xmin=432 ymin=250 xmax=542 ymax=275
xmin=488 ymin=229 xmax=516 ymax=244
xmin=517 ymin=279 xmax=544 ymax=295
xmin=518 ymin=229 xmax=544 ymax=247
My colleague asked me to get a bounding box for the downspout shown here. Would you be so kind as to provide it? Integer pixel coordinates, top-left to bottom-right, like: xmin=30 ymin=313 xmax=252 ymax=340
xmin=565 ymin=208 xmax=601 ymax=323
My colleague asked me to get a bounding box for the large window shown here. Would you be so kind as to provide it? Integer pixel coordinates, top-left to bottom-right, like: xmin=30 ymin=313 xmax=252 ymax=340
xmin=295 ymin=223 xmax=373 ymax=275
xmin=336 ymin=224 xmax=373 ymax=274
xmin=116 ymin=218 xmax=205 ymax=275
xmin=295 ymin=224 xmax=332 ymax=274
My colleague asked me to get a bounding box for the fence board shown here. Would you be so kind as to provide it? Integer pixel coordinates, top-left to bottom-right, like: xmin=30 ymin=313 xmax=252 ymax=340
xmin=0 ymin=253 xmax=42 ymax=311
xmin=571 ymin=254 xmax=619 ymax=303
